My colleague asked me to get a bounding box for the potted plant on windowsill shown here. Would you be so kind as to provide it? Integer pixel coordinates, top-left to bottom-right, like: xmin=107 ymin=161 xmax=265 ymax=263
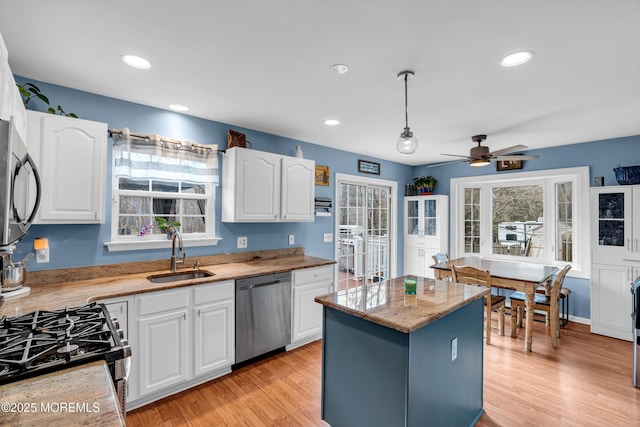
xmin=412 ymin=175 xmax=438 ymax=195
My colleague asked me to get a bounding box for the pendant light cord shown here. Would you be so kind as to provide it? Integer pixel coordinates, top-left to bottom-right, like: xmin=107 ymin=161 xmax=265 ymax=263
xmin=404 ymin=73 xmax=409 ymax=129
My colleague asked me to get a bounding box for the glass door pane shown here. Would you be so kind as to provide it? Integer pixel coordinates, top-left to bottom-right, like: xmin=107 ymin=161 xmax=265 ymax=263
xmin=337 ymin=181 xmax=392 ymax=291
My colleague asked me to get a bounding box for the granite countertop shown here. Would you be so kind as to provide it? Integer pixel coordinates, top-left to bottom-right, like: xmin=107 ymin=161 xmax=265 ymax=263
xmin=315 ymin=276 xmax=489 ymax=333
xmin=0 ymin=361 xmax=125 ymax=427
xmin=0 ymin=248 xmax=335 ymax=318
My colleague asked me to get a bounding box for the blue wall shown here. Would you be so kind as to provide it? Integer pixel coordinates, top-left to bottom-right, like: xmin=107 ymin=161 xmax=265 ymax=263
xmin=14 ymin=76 xmax=640 ymax=321
xmin=13 ymin=77 xmax=414 ymax=271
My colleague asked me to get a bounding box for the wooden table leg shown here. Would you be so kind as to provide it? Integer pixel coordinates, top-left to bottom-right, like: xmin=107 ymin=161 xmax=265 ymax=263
xmin=524 ymin=283 xmax=535 ymax=352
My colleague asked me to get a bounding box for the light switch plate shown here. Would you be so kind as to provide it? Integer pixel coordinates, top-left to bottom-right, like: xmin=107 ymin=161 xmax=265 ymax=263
xmin=323 ymin=233 xmax=333 ymax=243
xmin=288 ymin=234 xmax=295 ymax=245
xmin=237 ymin=236 xmax=248 ymax=249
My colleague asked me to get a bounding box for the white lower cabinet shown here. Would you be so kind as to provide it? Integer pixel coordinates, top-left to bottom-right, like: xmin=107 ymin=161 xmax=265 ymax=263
xmin=192 ymin=281 xmax=234 ymax=376
xmin=102 ymin=280 xmax=235 ymax=409
xmin=590 ymin=263 xmax=635 ymax=342
xmin=137 ymin=288 xmax=189 ymax=396
xmin=290 ymin=265 xmax=333 ymax=349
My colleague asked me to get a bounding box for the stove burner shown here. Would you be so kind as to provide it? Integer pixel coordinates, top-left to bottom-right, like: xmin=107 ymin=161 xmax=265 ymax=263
xmin=57 ymin=343 xmax=79 ymax=356
xmin=0 ymin=302 xmax=129 ymax=384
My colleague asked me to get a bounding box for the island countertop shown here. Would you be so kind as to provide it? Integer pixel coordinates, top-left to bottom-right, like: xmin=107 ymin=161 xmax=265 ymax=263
xmin=315 ymin=276 xmax=489 ymax=333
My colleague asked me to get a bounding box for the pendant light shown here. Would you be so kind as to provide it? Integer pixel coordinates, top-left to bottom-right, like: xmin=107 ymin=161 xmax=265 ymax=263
xmin=396 ymin=70 xmax=418 ymax=155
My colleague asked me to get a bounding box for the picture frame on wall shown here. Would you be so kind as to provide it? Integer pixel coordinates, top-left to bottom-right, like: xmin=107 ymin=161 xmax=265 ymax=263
xmin=358 ymin=159 xmax=380 ymax=175
xmin=496 ymin=159 xmax=523 ymax=171
xmin=315 ymin=165 xmax=330 ymax=186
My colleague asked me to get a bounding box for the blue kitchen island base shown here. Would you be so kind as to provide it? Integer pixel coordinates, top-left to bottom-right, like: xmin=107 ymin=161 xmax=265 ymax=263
xmin=320 ymin=297 xmax=485 ymax=427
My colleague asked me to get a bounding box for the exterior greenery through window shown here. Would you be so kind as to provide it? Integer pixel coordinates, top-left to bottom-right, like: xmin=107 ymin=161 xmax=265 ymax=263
xmin=115 ymin=178 xmax=211 ymax=239
xmin=452 ymin=167 xmax=589 ymax=276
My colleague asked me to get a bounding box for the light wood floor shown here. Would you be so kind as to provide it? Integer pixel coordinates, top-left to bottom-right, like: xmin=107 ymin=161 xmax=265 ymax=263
xmin=127 ymin=318 xmax=639 ymax=426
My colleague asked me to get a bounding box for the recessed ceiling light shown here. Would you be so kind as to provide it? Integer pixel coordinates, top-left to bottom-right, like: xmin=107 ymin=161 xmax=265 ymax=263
xmin=169 ymin=104 xmax=189 ymax=112
xmin=329 ymin=64 xmax=349 ymax=74
xmin=501 ymin=51 xmax=534 ymax=67
xmin=121 ymin=54 xmax=151 ymax=69
xmin=324 ymin=119 xmax=340 ymax=126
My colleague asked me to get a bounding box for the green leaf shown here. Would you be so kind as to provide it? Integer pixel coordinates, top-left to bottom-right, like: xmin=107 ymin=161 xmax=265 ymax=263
xmin=36 ymin=94 xmax=50 ymax=105
xmin=47 ymin=107 xmax=55 ymax=114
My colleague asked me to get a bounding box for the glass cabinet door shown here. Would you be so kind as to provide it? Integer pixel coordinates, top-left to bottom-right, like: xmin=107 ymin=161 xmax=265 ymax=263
xmin=423 ymin=199 xmax=437 ymax=236
xmin=407 ymin=199 xmax=419 ymax=236
xmin=597 ymin=193 xmax=625 ymax=247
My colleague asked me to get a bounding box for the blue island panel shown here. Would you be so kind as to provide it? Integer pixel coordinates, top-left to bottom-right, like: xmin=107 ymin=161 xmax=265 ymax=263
xmin=321 ymin=298 xmax=484 ymax=427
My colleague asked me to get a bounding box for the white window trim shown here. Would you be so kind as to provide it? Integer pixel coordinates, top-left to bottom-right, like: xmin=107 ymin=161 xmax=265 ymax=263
xmin=105 ymin=178 xmax=220 ymax=252
xmin=105 ymin=237 xmax=221 ymax=252
xmin=450 ymin=166 xmax=590 ymax=278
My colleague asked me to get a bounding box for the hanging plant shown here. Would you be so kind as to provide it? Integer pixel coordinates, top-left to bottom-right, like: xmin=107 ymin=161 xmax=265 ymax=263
xmin=16 ymin=82 xmax=78 ymax=118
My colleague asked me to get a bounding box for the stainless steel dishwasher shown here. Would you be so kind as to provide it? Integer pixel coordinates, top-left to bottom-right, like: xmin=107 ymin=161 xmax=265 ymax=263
xmin=235 ymin=272 xmax=291 ymax=365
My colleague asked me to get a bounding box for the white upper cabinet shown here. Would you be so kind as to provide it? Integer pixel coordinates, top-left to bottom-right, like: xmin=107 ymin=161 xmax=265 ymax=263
xmin=26 ymin=110 xmax=107 ymax=223
xmin=0 ymin=33 xmax=26 ymax=142
xmin=222 ymin=147 xmax=315 ymax=222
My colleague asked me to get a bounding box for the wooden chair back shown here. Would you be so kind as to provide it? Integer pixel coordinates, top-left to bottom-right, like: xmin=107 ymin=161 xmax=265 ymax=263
xmin=451 ymin=265 xmax=491 ymax=290
xmin=549 ymin=265 xmax=572 ymax=301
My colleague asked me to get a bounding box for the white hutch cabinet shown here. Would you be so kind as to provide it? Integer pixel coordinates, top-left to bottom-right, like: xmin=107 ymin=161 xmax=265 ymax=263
xmin=403 ymin=195 xmax=449 ymax=278
xmin=590 ymin=185 xmax=639 ymax=341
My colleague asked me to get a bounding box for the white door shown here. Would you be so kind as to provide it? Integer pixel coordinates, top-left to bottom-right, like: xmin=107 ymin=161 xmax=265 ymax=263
xmin=335 ymin=174 xmax=397 ymax=291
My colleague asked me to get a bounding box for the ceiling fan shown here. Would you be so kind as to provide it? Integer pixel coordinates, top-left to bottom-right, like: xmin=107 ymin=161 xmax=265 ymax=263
xmin=432 ymin=134 xmax=539 ymax=168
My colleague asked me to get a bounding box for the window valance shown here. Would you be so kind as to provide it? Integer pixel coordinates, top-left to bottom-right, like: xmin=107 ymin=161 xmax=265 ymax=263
xmin=111 ymin=128 xmax=219 ymax=184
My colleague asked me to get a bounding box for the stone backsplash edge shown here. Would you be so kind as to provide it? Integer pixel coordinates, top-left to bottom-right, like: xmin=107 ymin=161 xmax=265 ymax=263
xmin=25 ymin=247 xmax=305 ymax=286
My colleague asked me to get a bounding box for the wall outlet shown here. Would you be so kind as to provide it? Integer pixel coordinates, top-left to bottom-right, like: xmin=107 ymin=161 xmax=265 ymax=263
xmin=288 ymin=234 xmax=295 ymax=245
xmin=237 ymin=236 xmax=248 ymax=249
xmin=451 ymin=337 xmax=458 ymax=362
xmin=36 ymin=248 xmax=50 ymax=263
xmin=323 ymin=232 xmax=333 ymax=243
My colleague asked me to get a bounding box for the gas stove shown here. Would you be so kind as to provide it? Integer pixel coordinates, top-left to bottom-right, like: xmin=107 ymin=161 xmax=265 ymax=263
xmin=0 ymin=302 xmax=131 ymax=415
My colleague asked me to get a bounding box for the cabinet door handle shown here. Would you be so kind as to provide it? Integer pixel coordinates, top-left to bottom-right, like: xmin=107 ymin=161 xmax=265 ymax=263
xmin=197 ymin=309 xmax=201 ymax=317
xmin=183 ymin=313 xmax=187 ymax=320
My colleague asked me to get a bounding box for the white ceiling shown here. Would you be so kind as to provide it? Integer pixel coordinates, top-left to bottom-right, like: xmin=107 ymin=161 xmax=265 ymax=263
xmin=1 ymin=0 xmax=639 ymax=166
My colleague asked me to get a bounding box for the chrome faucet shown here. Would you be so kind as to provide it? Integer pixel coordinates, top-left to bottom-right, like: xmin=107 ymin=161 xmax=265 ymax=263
xmin=170 ymin=228 xmax=185 ymax=272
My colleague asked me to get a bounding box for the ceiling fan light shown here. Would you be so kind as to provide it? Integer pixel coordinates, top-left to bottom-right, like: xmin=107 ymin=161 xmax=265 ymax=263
xmin=397 ymin=128 xmax=418 ymax=155
xmin=470 ymin=159 xmax=490 ymax=167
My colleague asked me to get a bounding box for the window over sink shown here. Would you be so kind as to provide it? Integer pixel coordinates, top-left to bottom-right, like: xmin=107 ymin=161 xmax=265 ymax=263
xmin=451 ymin=166 xmax=589 ymax=277
xmin=105 ymin=129 xmax=220 ymax=251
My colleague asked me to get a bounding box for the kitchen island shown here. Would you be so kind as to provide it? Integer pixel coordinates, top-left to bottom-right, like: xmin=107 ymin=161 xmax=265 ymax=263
xmin=315 ymin=276 xmax=488 ymax=427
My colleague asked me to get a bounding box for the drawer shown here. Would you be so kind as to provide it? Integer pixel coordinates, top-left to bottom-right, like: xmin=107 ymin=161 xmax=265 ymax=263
xmin=193 ymin=280 xmax=234 ymax=305
xmin=293 ymin=265 xmax=333 ymax=286
xmin=137 ymin=288 xmax=189 ymax=316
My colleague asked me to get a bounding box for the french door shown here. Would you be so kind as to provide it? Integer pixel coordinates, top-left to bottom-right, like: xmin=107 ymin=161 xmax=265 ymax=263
xmin=335 ymin=174 xmax=397 ymax=291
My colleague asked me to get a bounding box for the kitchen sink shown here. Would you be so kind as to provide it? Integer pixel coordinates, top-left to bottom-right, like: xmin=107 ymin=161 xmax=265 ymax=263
xmin=147 ymin=270 xmax=215 ymax=283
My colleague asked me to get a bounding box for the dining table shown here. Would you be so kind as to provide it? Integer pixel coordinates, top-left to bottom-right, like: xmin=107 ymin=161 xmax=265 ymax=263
xmin=431 ymin=256 xmax=559 ymax=352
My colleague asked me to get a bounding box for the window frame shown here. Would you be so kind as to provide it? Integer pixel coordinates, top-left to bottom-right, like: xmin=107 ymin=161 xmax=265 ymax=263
xmin=105 ymin=174 xmax=220 ymax=252
xmin=450 ymin=166 xmax=590 ymax=278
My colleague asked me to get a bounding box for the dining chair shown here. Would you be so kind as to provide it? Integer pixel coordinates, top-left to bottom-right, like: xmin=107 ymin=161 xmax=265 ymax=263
xmin=509 ymin=264 xmax=572 ymax=348
xmin=451 ymin=265 xmax=506 ymax=344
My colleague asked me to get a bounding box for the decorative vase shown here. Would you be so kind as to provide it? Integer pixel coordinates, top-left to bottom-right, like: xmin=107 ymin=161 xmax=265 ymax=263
xmin=294 ymin=145 xmax=303 ymax=158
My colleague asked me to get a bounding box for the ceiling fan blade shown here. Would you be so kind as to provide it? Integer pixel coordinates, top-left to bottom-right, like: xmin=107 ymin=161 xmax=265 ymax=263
xmin=486 ymin=144 xmax=528 ymax=157
xmin=425 ymin=159 xmax=468 ymax=168
xmin=493 ymin=154 xmax=540 ymax=161
xmin=441 ymin=153 xmax=472 ymax=159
